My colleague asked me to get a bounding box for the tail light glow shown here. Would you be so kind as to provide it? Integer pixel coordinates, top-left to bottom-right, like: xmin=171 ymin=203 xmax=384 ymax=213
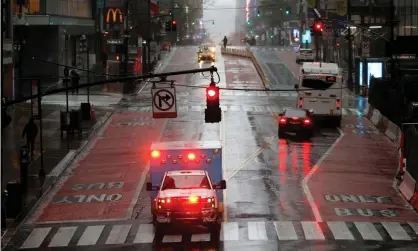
xmin=303 ymin=119 xmax=311 ymax=124
xmin=151 ymin=150 xmax=160 ymax=158
xmin=279 ymin=117 xmax=287 ymax=124
xmin=187 ymin=153 xmax=196 ymax=160
xmin=291 ymin=117 xmax=298 ymax=120
xmin=189 ymin=195 xmax=198 ymax=203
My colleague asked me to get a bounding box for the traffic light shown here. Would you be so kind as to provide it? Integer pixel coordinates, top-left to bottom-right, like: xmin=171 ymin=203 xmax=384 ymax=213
xmin=172 ymin=20 xmax=177 ymax=31
xmin=285 ymin=8 xmax=290 ymax=15
xmin=257 ymin=8 xmax=260 ymax=17
xmin=205 ymin=84 xmax=221 ymax=123
xmin=169 ymin=10 xmax=172 ymax=16
xmin=165 ymin=21 xmax=171 ymax=32
xmin=313 ymin=20 xmax=323 ymax=32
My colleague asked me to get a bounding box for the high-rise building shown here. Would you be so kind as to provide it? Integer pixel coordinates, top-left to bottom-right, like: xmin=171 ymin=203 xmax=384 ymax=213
xmin=394 ymin=0 xmax=418 ymax=36
xmin=235 ymin=0 xmax=246 ymax=34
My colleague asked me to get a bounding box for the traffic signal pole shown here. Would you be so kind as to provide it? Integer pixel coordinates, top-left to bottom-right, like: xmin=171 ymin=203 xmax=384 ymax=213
xmin=347 ymin=1 xmax=354 ymax=92
xmin=124 ymin=0 xmax=129 ymax=77
xmin=314 ymin=1 xmax=320 ymax=61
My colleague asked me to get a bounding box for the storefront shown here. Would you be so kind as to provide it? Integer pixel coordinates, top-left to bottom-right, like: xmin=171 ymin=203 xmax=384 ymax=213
xmin=2 ymin=40 xmax=13 ymax=100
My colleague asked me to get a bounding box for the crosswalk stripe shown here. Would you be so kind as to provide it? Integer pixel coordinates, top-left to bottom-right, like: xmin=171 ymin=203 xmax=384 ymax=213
xmin=354 ymin=222 xmax=383 ymax=241
xmin=221 ymin=222 xmax=239 ymax=241
xmin=274 ymin=221 xmax=298 ymax=240
xmin=381 ymin=222 xmax=411 ymax=240
xmin=327 ymin=222 xmax=354 ymax=240
xmin=342 ymin=108 xmax=348 ymax=116
xmin=301 ymin=221 xmax=325 ymax=240
xmin=48 ymin=227 xmax=77 ymax=247
xmin=230 ymin=106 xmax=241 ymax=111
xmin=162 ymin=235 xmax=182 ymax=243
xmin=77 ymin=225 xmax=105 ymax=246
xmin=133 ymin=224 xmax=154 ymax=243
xmin=105 ymin=224 xmax=132 ymax=244
xmin=191 ymin=233 xmax=211 ymax=242
xmin=21 ymin=227 xmax=52 ymax=249
xmin=408 ymin=222 xmax=418 ymax=235
xmin=248 ymin=222 xmax=268 ymax=240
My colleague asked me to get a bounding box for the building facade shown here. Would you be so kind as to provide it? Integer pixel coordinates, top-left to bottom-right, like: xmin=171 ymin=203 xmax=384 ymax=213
xmin=12 ymin=0 xmax=96 ymax=98
xmin=394 ymin=0 xmax=418 ymax=36
xmin=2 ymin=0 xmax=14 ymax=100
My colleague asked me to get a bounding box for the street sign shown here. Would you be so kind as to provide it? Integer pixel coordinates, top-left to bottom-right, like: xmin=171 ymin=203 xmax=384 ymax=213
xmin=362 ymin=41 xmax=370 ymax=56
xmin=151 ymin=87 xmax=177 ymax=118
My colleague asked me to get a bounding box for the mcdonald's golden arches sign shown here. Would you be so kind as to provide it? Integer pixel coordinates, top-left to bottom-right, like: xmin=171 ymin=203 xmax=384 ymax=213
xmin=105 ymin=8 xmax=123 ymax=24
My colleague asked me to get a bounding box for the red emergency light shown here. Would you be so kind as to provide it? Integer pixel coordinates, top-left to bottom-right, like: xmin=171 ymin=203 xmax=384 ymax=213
xmin=151 ymin=150 xmax=160 ymax=158
xmin=189 ymin=195 xmax=198 ymax=203
xmin=187 ymin=153 xmax=196 ymax=160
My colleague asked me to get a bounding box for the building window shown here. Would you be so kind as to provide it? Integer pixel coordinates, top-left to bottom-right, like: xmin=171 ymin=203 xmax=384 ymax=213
xmin=46 ymin=0 xmax=91 ymax=18
xmin=13 ymin=0 xmax=40 ymax=14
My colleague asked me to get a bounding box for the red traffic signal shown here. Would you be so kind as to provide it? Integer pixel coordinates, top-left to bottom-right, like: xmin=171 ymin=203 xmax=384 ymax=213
xmin=314 ymin=21 xmax=323 ymax=32
xmin=206 ymin=86 xmax=219 ymax=100
xmin=172 ymin=20 xmax=177 ymax=25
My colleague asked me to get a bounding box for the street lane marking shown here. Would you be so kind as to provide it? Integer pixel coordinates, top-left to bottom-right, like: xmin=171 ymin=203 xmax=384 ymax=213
xmin=301 ymin=127 xmax=345 ymax=222
xmin=133 ymin=224 xmax=154 ymax=243
xmin=248 ymin=222 xmax=268 ymax=240
xmin=382 ymin=222 xmax=411 ymax=240
xmin=408 ymin=222 xmax=418 ymax=235
xmin=48 ymin=227 xmax=77 ymax=247
xmin=77 ymin=225 xmax=105 ymax=246
xmin=327 ymin=222 xmax=354 ymax=240
xmin=220 ymin=109 xmax=227 ymax=222
xmin=191 ymin=233 xmax=211 ymax=242
xmin=21 ymin=227 xmax=52 ymax=249
xmin=274 ymin=221 xmax=298 ymax=240
xmin=354 ymin=222 xmax=383 ymax=241
xmin=162 ymin=235 xmax=182 ymax=243
xmin=105 ymin=224 xmax=132 ymax=244
xmin=221 ymin=222 xmax=239 ymax=241
xmin=301 ymin=221 xmax=325 ymax=240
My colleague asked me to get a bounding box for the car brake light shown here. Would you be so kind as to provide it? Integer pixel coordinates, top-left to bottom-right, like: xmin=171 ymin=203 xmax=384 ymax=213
xmin=189 ymin=195 xmax=198 ymax=203
xmin=187 ymin=153 xmax=196 ymax=160
xmin=279 ymin=117 xmax=287 ymax=124
xmin=151 ymin=150 xmax=160 ymax=158
xmin=303 ymin=119 xmax=311 ymax=124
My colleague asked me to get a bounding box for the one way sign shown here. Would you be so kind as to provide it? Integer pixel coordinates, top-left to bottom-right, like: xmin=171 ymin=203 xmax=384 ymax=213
xmin=151 ymin=86 xmax=177 ymax=118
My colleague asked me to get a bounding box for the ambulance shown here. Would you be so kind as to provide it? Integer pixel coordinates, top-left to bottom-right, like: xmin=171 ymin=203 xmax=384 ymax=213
xmin=295 ymin=62 xmax=343 ymax=126
xmin=146 ymin=141 xmax=225 ymax=233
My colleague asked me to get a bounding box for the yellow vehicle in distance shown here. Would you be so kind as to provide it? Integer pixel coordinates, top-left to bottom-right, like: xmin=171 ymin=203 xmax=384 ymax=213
xmin=198 ymin=44 xmax=216 ymax=62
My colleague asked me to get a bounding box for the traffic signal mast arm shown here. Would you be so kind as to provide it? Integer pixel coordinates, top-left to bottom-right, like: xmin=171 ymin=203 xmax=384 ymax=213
xmin=5 ymin=66 xmax=218 ymax=107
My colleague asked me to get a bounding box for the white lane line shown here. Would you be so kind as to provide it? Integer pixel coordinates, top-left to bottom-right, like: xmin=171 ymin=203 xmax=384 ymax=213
xmin=301 ymin=221 xmax=325 ymax=240
xmin=247 ymin=222 xmax=268 ymax=240
xmin=48 ymin=226 xmax=77 ymax=247
xmin=381 ymin=222 xmax=411 ymax=240
xmin=274 ymin=221 xmax=298 ymax=240
xmin=301 ymin=127 xmax=345 ymax=222
xmin=162 ymin=235 xmax=182 ymax=243
xmin=220 ymin=222 xmax=239 ymax=241
xmin=191 ymin=233 xmax=211 ymax=242
xmin=21 ymin=227 xmax=52 ymax=249
xmin=105 ymin=224 xmax=132 ymax=244
xmin=354 ymin=222 xmax=383 ymax=241
xmin=77 ymin=225 xmax=105 ymax=246
xmin=327 ymin=222 xmax=354 ymax=240
xmin=133 ymin=224 xmax=155 ymax=243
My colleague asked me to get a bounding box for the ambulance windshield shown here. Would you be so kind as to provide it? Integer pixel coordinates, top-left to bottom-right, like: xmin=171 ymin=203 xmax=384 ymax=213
xmin=161 ymin=174 xmax=211 ymax=190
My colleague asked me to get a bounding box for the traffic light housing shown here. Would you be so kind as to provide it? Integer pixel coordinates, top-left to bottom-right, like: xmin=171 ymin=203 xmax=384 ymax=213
xmin=2 ymin=97 xmax=11 ymax=129
xmin=285 ymin=8 xmax=290 ymax=15
xmin=172 ymin=20 xmax=177 ymax=32
xmin=205 ymin=84 xmax=221 ymax=123
xmin=313 ymin=20 xmax=323 ymax=33
xmin=257 ymin=8 xmax=260 ymax=17
xmin=165 ymin=21 xmax=171 ymax=32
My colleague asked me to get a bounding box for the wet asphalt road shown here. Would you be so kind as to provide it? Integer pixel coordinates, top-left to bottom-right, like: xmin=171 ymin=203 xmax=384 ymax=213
xmin=4 ymin=46 xmax=418 ymax=251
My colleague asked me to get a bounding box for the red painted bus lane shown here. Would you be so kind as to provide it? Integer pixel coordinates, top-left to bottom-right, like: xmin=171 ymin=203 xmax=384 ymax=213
xmin=307 ymin=115 xmax=418 ymax=222
xmin=224 ymin=56 xmax=264 ymax=89
xmin=37 ymin=113 xmax=166 ymax=223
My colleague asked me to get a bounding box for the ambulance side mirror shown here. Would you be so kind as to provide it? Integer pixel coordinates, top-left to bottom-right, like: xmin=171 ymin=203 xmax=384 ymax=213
xmin=215 ymin=180 xmax=226 ymax=190
xmin=146 ymin=182 xmax=159 ymax=191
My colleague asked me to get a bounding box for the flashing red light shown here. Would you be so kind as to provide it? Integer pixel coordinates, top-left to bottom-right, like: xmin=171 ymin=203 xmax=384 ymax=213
xmin=151 ymin=150 xmax=160 ymax=158
xmin=189 ymin=195 xmax=198 ymax=203
xmin=303 ymin=119 xmax=311 ymax=124
xmin=187 ymin=153 xmax=196 ymax=160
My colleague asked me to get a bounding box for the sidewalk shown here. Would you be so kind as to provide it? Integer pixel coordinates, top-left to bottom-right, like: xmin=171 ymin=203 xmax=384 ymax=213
xmin=1 ymin=102 xmax=110 ymax=241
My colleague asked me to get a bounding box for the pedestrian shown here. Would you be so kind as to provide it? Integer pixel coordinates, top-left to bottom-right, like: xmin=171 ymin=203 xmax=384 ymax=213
xmin=70 ymin=69 xmax=80 ymax=95
xmin=21 ymin=118 xmax=38 ymax=156
xmin=222 ymin=36 xmax=228 ymax=49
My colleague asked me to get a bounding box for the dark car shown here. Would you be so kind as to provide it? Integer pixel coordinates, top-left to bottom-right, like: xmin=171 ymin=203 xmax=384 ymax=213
xmin=278 ymin=108 xmax=314 ymax=138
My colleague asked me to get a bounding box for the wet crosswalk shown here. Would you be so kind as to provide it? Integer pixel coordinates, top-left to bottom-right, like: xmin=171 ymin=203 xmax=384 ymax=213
xmin=20 ymin=221 xmax=418 ymax=248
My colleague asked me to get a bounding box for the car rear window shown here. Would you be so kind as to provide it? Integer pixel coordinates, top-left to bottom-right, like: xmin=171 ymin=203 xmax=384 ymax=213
xmin=285 ymin=109 xmax=307 ymax=117
xmin=300 ymin=49 xmax=313 ymax=54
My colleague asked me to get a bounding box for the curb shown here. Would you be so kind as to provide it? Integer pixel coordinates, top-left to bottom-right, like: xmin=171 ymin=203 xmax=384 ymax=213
xmin=0 ymin=111 xmax=114 ymax=249
xmin=221 ymin=47 xmax=270 ymax=90
xmin=364 ymin=103 xmax=418 ymax=212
